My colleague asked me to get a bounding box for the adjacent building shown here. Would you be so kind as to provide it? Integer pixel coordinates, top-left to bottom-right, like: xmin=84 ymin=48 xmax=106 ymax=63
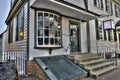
xmin=4 ymin=0 xmax=120 ymax=75
xmin=0 ymin=31 xmax=6 ymax=60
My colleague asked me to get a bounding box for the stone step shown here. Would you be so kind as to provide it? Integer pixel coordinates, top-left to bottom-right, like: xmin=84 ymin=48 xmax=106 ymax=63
xmin=74 ymin=53 xmax=98 ymax=60
xmin=77 ymin=56 xmax=101 ymax=62
xmin=79 ymin=59 xmax=107 ymax=67
xmin=86 ymin=62 xmax=114 ymax=71
xmin=91 ymin=66 xmax=117 ymax=78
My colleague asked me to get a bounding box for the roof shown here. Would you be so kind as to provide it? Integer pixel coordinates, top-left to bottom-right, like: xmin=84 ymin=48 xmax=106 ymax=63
xmin=34 ymin=55 xmax=87 ymax=80
xmin=0 ymin=30 xmax=6 ymax=38
xmin=115 ymin=20 xmax=120 ymax=27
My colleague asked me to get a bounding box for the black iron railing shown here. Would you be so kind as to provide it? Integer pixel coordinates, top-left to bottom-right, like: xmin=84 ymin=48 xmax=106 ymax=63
xmin=91 ymin=40 xmax=117 ymax=66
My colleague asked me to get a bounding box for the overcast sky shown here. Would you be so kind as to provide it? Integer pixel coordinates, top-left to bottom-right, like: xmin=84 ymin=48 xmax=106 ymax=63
xmin=0 ymin=0 xmax=10 ymax=34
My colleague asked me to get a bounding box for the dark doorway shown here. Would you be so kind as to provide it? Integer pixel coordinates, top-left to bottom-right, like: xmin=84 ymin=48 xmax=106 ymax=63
xmin=70 ymin=21 xmax=80 ymax=52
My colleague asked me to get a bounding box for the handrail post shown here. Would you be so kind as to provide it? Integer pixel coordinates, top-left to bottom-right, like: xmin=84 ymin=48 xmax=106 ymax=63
xmin=115 ymin=51 xmax=117 ymax=66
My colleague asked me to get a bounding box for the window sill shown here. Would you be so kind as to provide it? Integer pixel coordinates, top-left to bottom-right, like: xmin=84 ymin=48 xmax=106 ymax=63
xmin=34 ymin=46 xmax=63 ymax=49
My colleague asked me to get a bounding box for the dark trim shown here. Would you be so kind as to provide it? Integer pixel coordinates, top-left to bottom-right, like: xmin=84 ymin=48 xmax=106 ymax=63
xmin=69 ymin=20 xmax=81 ymax=53
xmin=34 ymin=9 xmax=37 ymax=49
xmin=60 ymin=15 xmax=63 ymax=48
xmin=0 ymin=30 xmax=7 ymax=38
xmin=84 ymin=0 xmax=88 ymax=10
xmin=86 ymin=21 xmax=91 ymax=52
xmin=26 ymin=0 xmax=30 ymax=75
xmin=34 ymin=47 xmax=62 ymax=49
xmin=54 ymin=0 xmax=100 ymax=17
xmin=11 ymin=0 xmax=18 ymax=9
xmin=27 ymin=0 xmax=30 ymax=60
xmin=31 ymin=7 xmax=86 ymax=22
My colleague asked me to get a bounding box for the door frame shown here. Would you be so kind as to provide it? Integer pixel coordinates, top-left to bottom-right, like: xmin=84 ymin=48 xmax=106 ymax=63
xmin=69 ymin=20 xmax=81 ymax=53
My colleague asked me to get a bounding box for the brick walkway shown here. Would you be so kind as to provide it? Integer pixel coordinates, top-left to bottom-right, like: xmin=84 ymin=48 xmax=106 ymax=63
xmin=21 ymin=76 xmax=41 ymax=80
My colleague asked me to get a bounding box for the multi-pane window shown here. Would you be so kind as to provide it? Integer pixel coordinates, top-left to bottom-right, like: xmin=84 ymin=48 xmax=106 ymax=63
xmin=36 ymin=11 xmax=61 ymax=47
xmin=8 ymin=21 xmax=13 ymax=43
xmin=16 ymin=8 xmax=24 ymax=41
xmin=98 ymin=21 xmax=103 ymax=39
xmin=110 ymin=2 xmax=113 ymax=15
xmin=105 ymin=1 xmax=113 ymax=15
xmin=95 ymin=20 xmax=104 ymax=40
xmin=105 ymin=0 xmax=108 ymax=12
xmin=115 ymin=4 xmax=119 ymax=17
xmin=108 ymin=30 xmax=114 ymax=41
xmin=94 ymin=0 xmax=104 ymax=9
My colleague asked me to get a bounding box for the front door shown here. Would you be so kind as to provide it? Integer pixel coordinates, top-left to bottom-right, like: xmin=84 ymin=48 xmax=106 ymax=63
xmin=70 ymin=21 xmax=80 ymax=52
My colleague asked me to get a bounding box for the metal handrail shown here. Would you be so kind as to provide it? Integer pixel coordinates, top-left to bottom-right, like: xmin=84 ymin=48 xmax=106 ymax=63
xmin=91 ymin=40 xmax=117 ymax=66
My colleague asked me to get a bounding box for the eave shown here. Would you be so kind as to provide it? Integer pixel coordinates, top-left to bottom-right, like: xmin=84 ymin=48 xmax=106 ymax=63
xmin=5 ymin=0 xmax=27 ymax=25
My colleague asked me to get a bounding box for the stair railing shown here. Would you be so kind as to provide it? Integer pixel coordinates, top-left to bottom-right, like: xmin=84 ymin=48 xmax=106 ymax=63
xmin=91 ymin=40 xmax=117 ymax=66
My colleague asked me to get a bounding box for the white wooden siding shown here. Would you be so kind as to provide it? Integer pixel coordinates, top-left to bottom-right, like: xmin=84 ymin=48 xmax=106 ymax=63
xmin=6 ymin=2 xmax=28 ymax=52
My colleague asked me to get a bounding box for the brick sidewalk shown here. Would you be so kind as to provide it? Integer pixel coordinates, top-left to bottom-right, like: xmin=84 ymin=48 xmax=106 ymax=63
xmin=21 ymin=76 xmax=41 ymax=80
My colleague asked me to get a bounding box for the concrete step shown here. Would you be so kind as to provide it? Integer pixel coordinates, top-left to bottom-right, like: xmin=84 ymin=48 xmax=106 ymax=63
xmin=73 ymin=53 xmax=98 ymax=60
xmin=86 ymin=62 xmax=114 ymax=71
xmin=77 ymin=56 xmax=101 ymax=62
xmin=79 ymin=59 xmax=107 ymax=67
xmin=91 ymin=66 xmax=117 ymax=78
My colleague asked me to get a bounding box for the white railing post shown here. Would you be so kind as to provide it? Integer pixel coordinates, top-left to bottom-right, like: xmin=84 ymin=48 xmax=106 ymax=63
xmin=2 ymin=52 xmax=4 ymax=61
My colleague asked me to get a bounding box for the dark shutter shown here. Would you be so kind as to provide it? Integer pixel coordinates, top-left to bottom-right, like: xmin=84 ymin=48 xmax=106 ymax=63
xmin=104 ymin=30 xmax=106 ymax=40
xmin=114 ymin=30 xmax=117 ymax=41
xmin=94 ymin=0 xmax=97 ymax=7
xmin=105 ymin=0 xmax=108 ymax=12
xmin=101 ymin=0 xmax=103 ymax=9
xmin=95 ymin=20 xmax=99 ymax=40
xmin=108 ymin=30 xmax=110 ymax=41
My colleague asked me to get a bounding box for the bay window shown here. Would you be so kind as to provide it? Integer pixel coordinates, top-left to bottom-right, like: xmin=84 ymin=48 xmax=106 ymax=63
xmin=36 ymin=11 xmax=61 ymax=47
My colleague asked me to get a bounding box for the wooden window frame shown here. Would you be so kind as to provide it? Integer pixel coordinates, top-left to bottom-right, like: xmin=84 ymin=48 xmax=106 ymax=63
xmin=36 ymin=11 xmax=62 ymax=48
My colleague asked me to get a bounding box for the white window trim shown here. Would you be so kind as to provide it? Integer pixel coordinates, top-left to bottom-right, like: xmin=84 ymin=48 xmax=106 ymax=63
xmin=36 ymin=11 xmax=62 ymax=48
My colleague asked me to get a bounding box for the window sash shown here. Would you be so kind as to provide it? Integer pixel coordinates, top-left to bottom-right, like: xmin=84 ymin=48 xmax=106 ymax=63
xmin=36 ymin=11 xmax=61 ymax=47
xmin=8 ymin=22 xmax=13 ymax=43
xmin=16 ymin=8 xmax=24 ymax=41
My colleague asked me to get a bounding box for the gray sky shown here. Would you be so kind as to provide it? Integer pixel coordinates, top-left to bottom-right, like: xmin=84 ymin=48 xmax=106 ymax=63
xmin=0 ymin=0 xmax=10 ymax=34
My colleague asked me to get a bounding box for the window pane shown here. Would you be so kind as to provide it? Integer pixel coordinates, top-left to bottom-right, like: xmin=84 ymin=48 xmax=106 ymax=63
xmin=45 ymin=38 xmax=49 ymax=45
xmin=38 ymin=13 xmax=43 ymax=29
xmin=55 ymin=31 xmax=60 ymax=37
xmin=55 ymin=38 xmax=60 ymax=45
xmin=38 ymin=29 xmax=43 ymax=36
xmin=50 ymin=38 xmax=54 ymax=45
xmin=44 ymin=29 xmax=49 ymax=36
xmin=50 ymin=30 xmax=55 ymax=37
xmin=58 ymin=17 xmax=61 ymax=31
xmin=54 ymin=15 xmax=58 ymax=30
xmin=50 ymin=14 xmax=54 ymax=30
xmin=44 ymin=13 xmax=49 ymax=29
xmin=38 ymin=38 xmax=43 ymax=45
